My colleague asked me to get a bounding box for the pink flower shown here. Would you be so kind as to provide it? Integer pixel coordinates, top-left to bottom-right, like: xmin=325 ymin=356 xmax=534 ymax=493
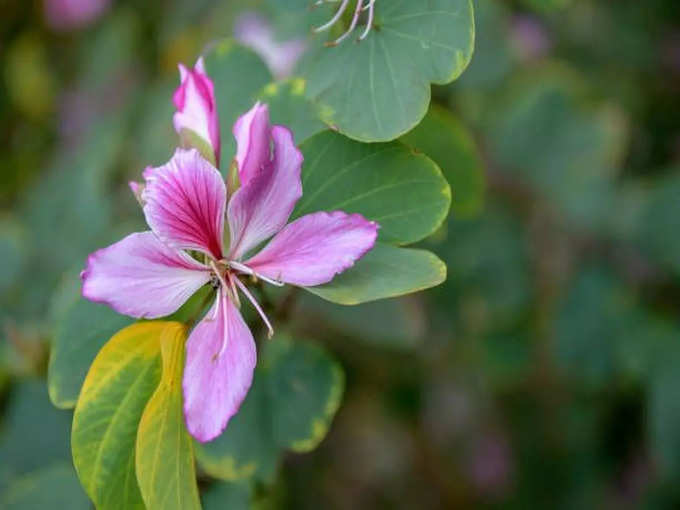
xmin=44 ymin=0 xmax=110 ymax=31
xmin=81 ymin=103 xmax=378 ymax=442
xmin=173 ymin=58 xmax=221 ymax=166
xmin=234 ymin=13 xmax=306 ymax=79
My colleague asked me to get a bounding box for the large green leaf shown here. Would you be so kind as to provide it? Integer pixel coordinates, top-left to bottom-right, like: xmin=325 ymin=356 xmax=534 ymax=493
xmin=306 ymin=243 xmax=446 ymax=305
xmin=295 ymin=131 xmax=451 ymax=245
xmin=256 ymin=78 xmax=326 ymax=144
xmin=401 ymin=104 xmax=485 ymax=218
xmin=303 ymin=0 xmax=475 ymax=141
xmin=48 ymin=298 xmax=133 ymax=409
xmin=71 ymin=322 xmax=165 ymax=510
xmin=136 ymin=323 xmax=201 ymax=510
xmin=195 ymin=337 xmax=344 ymax=482
xmin=203 ymin=39 xmax=273 ymax=172
xmin=1 ymin=463 xmax=90 ymax=510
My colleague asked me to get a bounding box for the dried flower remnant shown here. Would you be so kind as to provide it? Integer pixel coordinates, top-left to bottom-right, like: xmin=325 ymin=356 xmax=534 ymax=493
xmin=81 ymin=100 xmax=378 ymax=443
xmin=313 ymin=0 xmax=376 ymax=46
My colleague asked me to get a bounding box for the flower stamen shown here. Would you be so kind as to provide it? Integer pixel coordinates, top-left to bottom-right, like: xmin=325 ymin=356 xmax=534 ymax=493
xmin=228 ymin=260 xmax=284 ymax=287
xmin=233 ymin=277 xmax=275 ymax=339
xmin=313 ymin=0 xmax=351 ymax=33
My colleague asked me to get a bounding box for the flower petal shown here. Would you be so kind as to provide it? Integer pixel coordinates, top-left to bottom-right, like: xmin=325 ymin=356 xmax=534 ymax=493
xmin=173 ymin=57 xmax=221 ymax=164
xmin=81 ymin=231 xmax=210 ymax=319
xmin=143 ymin=148 xmax=226 ymax=259
xmin=228 ymin=125 xmax=303 ymax=260
xmin=183 ymin=289 xmax=257 ymax=442
xmin=232 ymin=102 xmax=271 ymax=186
xmin=245 ymin=211 xmax=379 ymax=287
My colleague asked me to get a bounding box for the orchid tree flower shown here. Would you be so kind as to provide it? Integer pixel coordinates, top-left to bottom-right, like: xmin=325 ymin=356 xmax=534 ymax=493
xmin=173 ymin=57 xmax=221 ymax=166
xmin=81 ymin=103 xmax=379 ymax=442
xmin=44 ymin=0 xmax=111 ymax=31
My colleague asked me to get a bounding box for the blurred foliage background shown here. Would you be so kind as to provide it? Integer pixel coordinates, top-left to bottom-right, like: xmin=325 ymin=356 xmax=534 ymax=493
xmin=1 ymin=0 xmax=680 ymax=508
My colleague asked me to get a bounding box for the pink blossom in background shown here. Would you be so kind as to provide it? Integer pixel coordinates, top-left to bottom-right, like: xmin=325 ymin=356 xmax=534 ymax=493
xmin=82 ymin=101 xmax=378 ymax=442
xmin=234 ymin=13 xmax=307 ymax=79
xmin=44 ymin=0 xmax=111 ymax=31
xmin=173 ymin=58 xmax=221 ymax=165
xmin=510 ymin=15 xmax=552 ymax=62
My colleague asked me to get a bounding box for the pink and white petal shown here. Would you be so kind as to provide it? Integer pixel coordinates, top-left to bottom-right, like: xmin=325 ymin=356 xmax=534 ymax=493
xmin=232 ymin=102 xmax=271 ymax=186
xmin=244 ymin=211 xmax=379 ymax=287
xmin=81 ymin=231 xmax=210 ymax=319
xmin=143 ymin=148 xmax=226 ymax=259
xmin=227 ymin=125 xmax=303 ymax=260
xmin=183 ymin=289 xmax=257 ymax=442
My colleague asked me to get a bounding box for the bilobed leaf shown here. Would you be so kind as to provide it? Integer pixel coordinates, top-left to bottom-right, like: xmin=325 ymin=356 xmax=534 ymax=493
xmin=1 ymin=463 xmax=90 ymax=510
xmin=48 ymin=298 xmax=133 ymax=409
xmin=295 ymin=131 xmax=451 ymax=245
xmin=266 ymin=338 xmax=344 ymax=452
xmin=136 ymin=323 xmax=201 ymax=510
xmin=194 ymin=376 xmax=276 ymax=482
xmin=401 ymin=104 xmax=485 ymax=218
xmin=195 ymin=337 xmax=344 ymax=482
xmin=306 ymin=243 xmax=447 ymax=305
xmin=203 ymin=39 xmax=273 ymax=172
xmin=303 ymin=0 xmax=475 ymax=141
xmin=257 ymin=78 xmax=326 ymax=144
xmin=72 ymin=322 xmax=165 ymax=510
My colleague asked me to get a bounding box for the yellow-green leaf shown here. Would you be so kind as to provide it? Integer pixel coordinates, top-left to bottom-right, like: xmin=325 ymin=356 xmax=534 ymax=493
xmin=136 ymin=323 xmax=201 ymax=510
xmin=71 ymin=322 xmax=165 ymax=510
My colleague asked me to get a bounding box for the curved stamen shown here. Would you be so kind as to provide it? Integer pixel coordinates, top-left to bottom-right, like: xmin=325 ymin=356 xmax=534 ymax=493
xmin=359 ymin=0 xmax=375 ymax=40
xmin=232 ymin=277 xmax=275 ymax=339
xmin=331 ymin=0 xmax=364 ymax=46
xmin=313 ymin=0 xmax=351 ymax=33
xmin=215 ymin=289 xmax=229 ymax=358
xmin=228 ymin=260 xmax=284 ymax=287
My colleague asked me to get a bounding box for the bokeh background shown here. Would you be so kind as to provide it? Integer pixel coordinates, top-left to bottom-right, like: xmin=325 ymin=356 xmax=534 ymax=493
xmin=2 ymin=0 xmax=680 ymax=508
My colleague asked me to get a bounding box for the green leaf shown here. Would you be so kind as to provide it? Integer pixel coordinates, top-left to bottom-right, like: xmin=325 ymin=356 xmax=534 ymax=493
xmin=48 ymin=298 xmax=133 ymax=409
xmin=256 ymin=78 xmax=326 ymax=144
xmin=203 ymin=39 xmax=273 ymax=172
xmin=306 ymin=243 xmax=447 ymax=305
xmin=294 ymin=294 xmax=425 ymax=350
xmin=195 ymin=337 xmax=344 ymax=482
xmin=295 ymin=131 xmax=451 ymax=245
xmin=303 ymin=0 xmax=475 ymax=141
xmin=1 ymin=463 xmax=90 ymax=510
xmin=202 ymin=480 xmax=252 ymax=510
xmin=0 ymin=380 xmax=72 ymax=486
xmin=400 ymin=104 xmax=485 ymax=218
xmin=71 ymin=322 xmax=165 ymax=510
xmin=136 ymin=323 xmax=201 ymax=510
xmin=0 ymin=217 xmax=26 ymax=296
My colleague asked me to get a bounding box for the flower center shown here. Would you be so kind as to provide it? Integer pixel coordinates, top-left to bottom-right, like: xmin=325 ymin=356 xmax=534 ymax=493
xmin=208 ymin=259 xmax=276 ymax=340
